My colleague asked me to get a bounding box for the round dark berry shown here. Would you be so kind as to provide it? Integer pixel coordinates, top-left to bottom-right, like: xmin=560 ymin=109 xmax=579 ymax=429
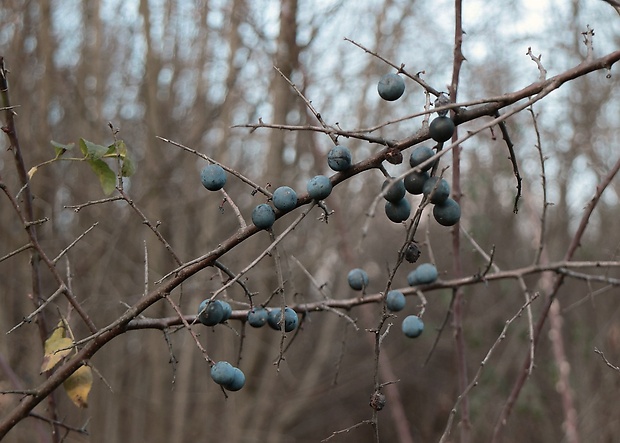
xmin=377 ymin=73 xmax=405 ymax=101
xmin=429 ymin=116 xmax=455 ymax=143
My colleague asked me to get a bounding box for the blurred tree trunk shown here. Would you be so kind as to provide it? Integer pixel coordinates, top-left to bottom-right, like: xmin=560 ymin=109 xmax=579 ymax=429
xmin=267 ymin=0 xmax=299 ymax=182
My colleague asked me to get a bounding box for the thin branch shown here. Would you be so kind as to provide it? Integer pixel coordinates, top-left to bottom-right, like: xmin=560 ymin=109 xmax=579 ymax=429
xmin=0 ymin=243 xmax=32 ymax=263
xmin=220 ymin=188 xmax=247 ymax=229
xmin=211 ymin=202 xmax=317 ymax=300
xmin=52 ymin=223 xmax=98 ymax=264
xmin=273 ymin=65 xmax=339 ymax=145
xmin=117 ymin=187 xmax=182 ymax=266
xmin=527 ymin=47 xmax=547 ymax=81
xmin=213 ymin=260 xmax=254 ymax=301
xmin=156 ymin=136 xmax=272 ymax=198
xmin=64 ymin=196 xmax=124 ymax=212
xmin=594 ymin=348 xmax=620 ymax=373
xmin=27 ymin=412 xmax=89 ymax=436
xmin=321 ymin=419 xmax=374 ymax=442
xmin=6 ymin=286 xmax=67 ymax=334
xmin=494 ymin=110 xmax=522 ymax=213
xmin=344 ymin=38 xmax=441 ymax=96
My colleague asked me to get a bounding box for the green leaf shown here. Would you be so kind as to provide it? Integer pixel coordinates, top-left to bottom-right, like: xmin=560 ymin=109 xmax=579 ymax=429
xmin=50 ymin=140 xmax=74 ymax=158
xmin=109 ymin=140 xmax=136 ymax=177
xmin=79 ymin=138 xmax=108 ymax=160
xmin=87 ymin=158 xmax=117 ymax=195
xmin=105 ymin=143 xmax=117 ymax=156
xmin=121 ymin=155 xmax=136 ymax=177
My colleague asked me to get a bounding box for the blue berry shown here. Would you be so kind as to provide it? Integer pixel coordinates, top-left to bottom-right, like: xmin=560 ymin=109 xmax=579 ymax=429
xmin=402 ymin=315 xmax=424 ymax=338
xmin=412 ymin=263 xmax=438 ymax=285
xmin=267 ymin=307 xmax=299 ymax=332
xmin=252 ymin=204 xmax=276 ymax=229
xmin=386 ymin=290 xmax=406 ymax=312
xmin=433 ymin=198 xmax=461 ymax=226
xmin=382 ymin=178 xmax=406 ymax=203
xmin=385 ymin=197 xmax=411 ymax=223
xmin=347 ymin=268 xmax=369 ymax=291
xmin=247 ymin=307 xmax=268 ymax=328
xmin=211 ymin=361 xmax=235 ymax=385
xmin=378 ymin=73 xmax=405 ymax=101
xmin=409 ymin=146 xmax=436 ymax=171
xmin=327 ymin=146 xmax=352 ymax=171
xmin=404 ymin=170 xmax=429 ymax=195
xmin=200 ymin=164 xmax=227 ymax=191
xmin=224 ymin=367 xmax=246 ymax=391
xmin=272 ymin=186 xmax=298 ymax=212
xmin=423 ymin=177 xmax=450 ymax=204
xmin=219 ymin=301 xmax=232 ymax=322
xmin=197 ymin=299 xmax=225 ymax=326
xmin=429 ymin=116 xmax=455 ymax=143
xmin=307 ymin=175 xmax=332 ymax=200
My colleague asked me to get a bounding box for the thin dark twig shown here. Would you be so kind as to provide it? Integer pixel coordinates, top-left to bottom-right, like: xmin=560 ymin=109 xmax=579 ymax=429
xmin=494 ymin=110 xmax=522 ymax=213
xmin=6 ymin=286 xmax=67 ymax=334
xmin=157 ymin=136 xmax=272 ymax=198
xmin=344 ymin=38 xmax=441 ymax=96
xmin=273 ymin=65 xmax=339 ymax=146
xmin=28 ymin=412 xmax=89 ymax=436
xmin=213 ymin=260 xmax=254 ymax=301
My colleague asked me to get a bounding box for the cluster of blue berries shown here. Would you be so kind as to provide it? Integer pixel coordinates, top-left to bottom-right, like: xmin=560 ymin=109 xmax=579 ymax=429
xmin=346 ymin=264 xmax=438 ymax=339
xmin=375 ymin=73 xmax=460 ymax=227
xmin=197 ymin=298 xmax=300 ymax=391
xmin=246 ymin=306 xmax=299 ymax=332
xmin=196 ymin=76 xmax=457 ymax=390
xmin=197 ymin=301 xmax=300 ymax=392
xmin=197 ymin=299 xmax=232 ymax=326
xmin=406 ymin=146 xmax=461 ymax=226
xmin=210 ymin=361 xmax=245 ymax=391
xmin=380 ymin=146 xmax=460 ymax=227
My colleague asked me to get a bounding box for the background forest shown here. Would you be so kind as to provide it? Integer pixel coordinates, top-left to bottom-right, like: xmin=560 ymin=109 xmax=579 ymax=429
xmin=1 ymin=0 xmax=620 ymax=442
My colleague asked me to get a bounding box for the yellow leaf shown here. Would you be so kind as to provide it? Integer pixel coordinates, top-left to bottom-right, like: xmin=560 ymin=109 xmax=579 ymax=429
xmin=41 ymin=322 xmax=73 ymax=373
xmin=27 ymin=166 xmax=38 ymax=179
xmin=63 ymin=364 xmax=93 ymax=408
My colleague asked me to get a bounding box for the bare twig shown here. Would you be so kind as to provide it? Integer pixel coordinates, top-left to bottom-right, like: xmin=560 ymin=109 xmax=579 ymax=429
xmin=594 ymin=348 xmax=620 ymax=373
xmin=273 ymin=65 xmax=339 ymax=146
xmin=6 ymin=286 xmax=67 ymax=334
xmin=220 ymin=188 xmax=247 ymax=229
xmin=64 ymin=196 xmax=124 ymax=212
xmin=321 ymin=419 xmax=374 ymax=442
xmin=0 ymin=243 xmax=32 ymax=263
xmin=527 ymin=47 xmax=547 ymax=81
xmin=494 ymin=110 xmax=522 ymax=213
xmin=52 ymin=223 xmax=98 ymax=264
xmin=344 ymin=38 xmax=441 ymax=96
xmin=157 ymin=136 xmax=272 ymax=198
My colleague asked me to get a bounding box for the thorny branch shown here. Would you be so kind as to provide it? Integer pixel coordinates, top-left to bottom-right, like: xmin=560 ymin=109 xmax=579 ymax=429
xmin=1 ymin=38 xmax=619 ymax=443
